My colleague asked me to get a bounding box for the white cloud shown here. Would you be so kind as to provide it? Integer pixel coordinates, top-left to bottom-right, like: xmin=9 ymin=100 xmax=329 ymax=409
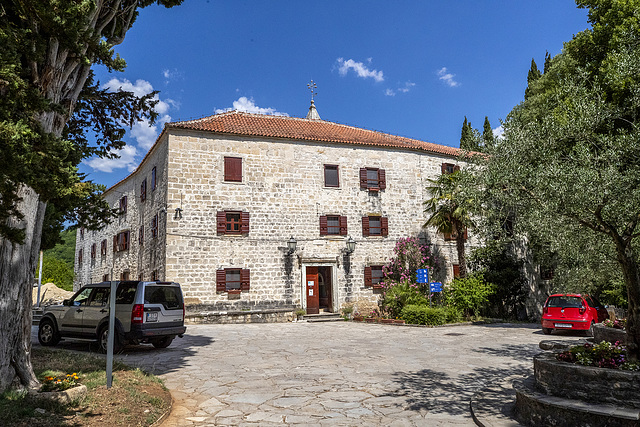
xmin=336 ymin=58 xmax=384 ymax=82
xmin=493 ymin=125 xmax=505 ymax=140
xmin=85 ymin=145 xmax=139 ymax=173
xmin=398 ymin=81 xmax=416 ymax=93
xmin=215 ymin=96 xmax=288 ymax=116
xmin=161 ymin=68 xmax=182 ymax=84
xmin=385 ymin=88 xmax=396 ymax=96
xmin=101 ymin=78 xmax=174 ymax=150
xmin=437 ymin=67 xmax=460 ymax=87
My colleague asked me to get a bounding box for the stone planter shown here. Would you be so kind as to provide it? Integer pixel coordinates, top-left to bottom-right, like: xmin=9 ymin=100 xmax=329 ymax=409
xmin=30 ymin=384 xmax=87 ymax=405
xmin=353 ymin=316 xmax=364 ymax=322
xmin=534 ymin=352 xmax=640 ymax=408
xmin=593 ymin=323 xmax=627 ymax=345
xmin=393 ymin=319 xmax=405 ymax=324
xmin=365 ymin=317 xmax=377 ymax=323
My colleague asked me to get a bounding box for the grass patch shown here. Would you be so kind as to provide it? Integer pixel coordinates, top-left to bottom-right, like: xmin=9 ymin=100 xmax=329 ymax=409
xmin=0 ymin=348 xmax=171 ymax=426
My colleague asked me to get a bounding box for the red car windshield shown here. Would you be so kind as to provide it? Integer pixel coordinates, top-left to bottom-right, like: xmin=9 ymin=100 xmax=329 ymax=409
xmin=547 ymin=296 xmax=583 ymax=308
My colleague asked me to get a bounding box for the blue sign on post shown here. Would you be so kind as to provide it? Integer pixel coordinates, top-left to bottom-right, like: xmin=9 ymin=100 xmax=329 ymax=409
xmin=429 ymin=282 xmax=443 ymax=293
xmin=416 ymin=269 xmax=429 ymax=283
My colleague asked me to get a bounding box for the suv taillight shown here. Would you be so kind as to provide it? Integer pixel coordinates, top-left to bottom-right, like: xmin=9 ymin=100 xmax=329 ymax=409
xmin=132 ymin=304 xmax=144 ymax=324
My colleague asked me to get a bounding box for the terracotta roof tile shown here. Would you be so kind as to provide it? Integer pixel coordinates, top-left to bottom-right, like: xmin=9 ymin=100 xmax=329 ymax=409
xmin=168 ymin=110 xmax=460 ymax=157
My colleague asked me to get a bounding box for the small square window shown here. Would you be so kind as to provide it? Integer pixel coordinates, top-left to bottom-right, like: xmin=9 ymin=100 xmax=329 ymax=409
xmin=324 ymin=165 xmax=339 ymax=187
xmin=225 ymin=269 xmax=242 ymax=290
xmin=441 ymin=163 xmax=460 ymax=174
xmin=372 ymin=266 xmax=383 ymax=287
xmin=226 ymin=213 xmax=242 ymax=234
xmin=224 ymin=157 xmax=242 ymax=182
xmin=327 ymin=216 xmax=340 ymax=235
xmin=368 ymin=216 xmax=382 ymax=236
xmin=360 ymin=168 xmax=386 ymax=190
xmin=119 ymin=196 xmax=127 ymax=214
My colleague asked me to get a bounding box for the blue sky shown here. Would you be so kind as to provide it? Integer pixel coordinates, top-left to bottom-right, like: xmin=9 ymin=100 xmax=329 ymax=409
xmin=83 ymin=1 xmax=590 ymax=188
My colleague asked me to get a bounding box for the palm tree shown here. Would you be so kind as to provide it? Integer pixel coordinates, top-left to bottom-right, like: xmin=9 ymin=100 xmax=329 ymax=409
xmin=424 ymin=171 xmax=473 ymax=279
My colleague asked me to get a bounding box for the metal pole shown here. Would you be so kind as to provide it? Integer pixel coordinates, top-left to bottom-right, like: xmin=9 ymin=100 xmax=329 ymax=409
xmin=36 ymin=250 xmax=43 ymax=307
xmin=106 ymin=275 xmax=116 ymax=388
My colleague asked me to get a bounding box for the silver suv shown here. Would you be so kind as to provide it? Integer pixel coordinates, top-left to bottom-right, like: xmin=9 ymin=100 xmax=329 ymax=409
xmin=38 ymin=281 xmax=187 ymax=352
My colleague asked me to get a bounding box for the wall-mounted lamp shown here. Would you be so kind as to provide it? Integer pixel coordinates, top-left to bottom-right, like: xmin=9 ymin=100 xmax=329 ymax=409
xmin=345 ymin=236 xmax=356 ymax=254
xmin=174 ymin=207 xmax=183 ymax=220
xmin=287 ymin=236 xmax=297 ymax=254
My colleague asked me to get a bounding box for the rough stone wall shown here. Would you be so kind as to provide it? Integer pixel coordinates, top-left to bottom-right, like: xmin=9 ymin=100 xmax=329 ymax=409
xmin=74 ymin=136 xmax=169 ymax=289
xmin=163 ymin=130 xmax=470 ymax=312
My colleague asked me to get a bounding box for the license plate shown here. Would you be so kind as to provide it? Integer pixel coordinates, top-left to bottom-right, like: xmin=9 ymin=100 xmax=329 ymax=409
xmin=146 ymin=312 xmax=158 ymax=322
xmin=555 ymin=323 xmax=572 ymax=328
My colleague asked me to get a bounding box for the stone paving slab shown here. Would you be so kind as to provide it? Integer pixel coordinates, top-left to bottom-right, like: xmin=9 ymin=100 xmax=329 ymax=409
xmin=33 ymin=322 xmax=580 ymax=426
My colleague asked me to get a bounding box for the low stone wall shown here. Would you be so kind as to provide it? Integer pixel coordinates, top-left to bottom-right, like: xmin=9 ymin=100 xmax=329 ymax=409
xmin=185 ymin=308 xmax=294 ymax=324
xmin=534 ymin=352 xmax=640 ymax=408
xmin=593 ymin=323 xmax=627 ymax=345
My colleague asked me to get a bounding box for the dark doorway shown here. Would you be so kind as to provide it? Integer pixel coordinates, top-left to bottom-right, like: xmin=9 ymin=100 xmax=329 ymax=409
xmin=318 ymin=266 xmax=333 ymax=313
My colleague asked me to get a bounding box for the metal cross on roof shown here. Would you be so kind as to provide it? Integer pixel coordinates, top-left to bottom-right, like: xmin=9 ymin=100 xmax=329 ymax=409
xmin=307 ymin=80 xmax=317 ymax=101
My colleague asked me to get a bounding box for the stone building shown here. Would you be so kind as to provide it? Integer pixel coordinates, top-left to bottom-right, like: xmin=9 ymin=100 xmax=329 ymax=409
xmin=75 ymin=104 xmax=472 ymax=322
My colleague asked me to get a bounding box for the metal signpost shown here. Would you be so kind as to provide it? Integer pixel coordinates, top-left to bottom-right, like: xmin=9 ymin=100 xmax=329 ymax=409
xmin=106 ymin=280 xmax=117 ymax=388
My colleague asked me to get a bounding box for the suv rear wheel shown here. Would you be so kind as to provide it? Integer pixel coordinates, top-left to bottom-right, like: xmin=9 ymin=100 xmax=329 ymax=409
xmin=151 ymin=336 xmax=174 ymax=349
xmin=38 ymin=319 xmax=60 ymax=346
xmin=98 ymin=325 xmax=123 ymax=353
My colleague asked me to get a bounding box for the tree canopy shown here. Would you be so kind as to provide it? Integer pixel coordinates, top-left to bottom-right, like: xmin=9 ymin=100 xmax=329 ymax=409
xmin=473 ymin=0 xmax=640 ymax=358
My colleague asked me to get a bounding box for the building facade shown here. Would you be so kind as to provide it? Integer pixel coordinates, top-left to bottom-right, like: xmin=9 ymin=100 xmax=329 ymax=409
xmin=75 ymin=109 xmax=472 ymax=321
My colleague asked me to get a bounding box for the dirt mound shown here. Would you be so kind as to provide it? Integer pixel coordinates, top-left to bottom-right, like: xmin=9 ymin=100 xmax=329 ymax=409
xmin=33 ymin=282 xmax=74 ymax=306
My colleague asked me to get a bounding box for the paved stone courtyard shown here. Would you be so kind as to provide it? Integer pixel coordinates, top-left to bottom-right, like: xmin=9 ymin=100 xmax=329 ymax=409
xmin=34 ymin=322 xmax=579 ymax=425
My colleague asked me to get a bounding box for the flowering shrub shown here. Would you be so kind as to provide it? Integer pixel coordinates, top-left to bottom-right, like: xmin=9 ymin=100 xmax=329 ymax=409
xmin=41 ymin=372 xmax=80 ymax=392
xmin=381 ymin=280 xmax=429 ymax=318
xmin=602 ymin=318 xmax=626 ymax=330
xmin=556 ymin=341 xmax=640 ymax=371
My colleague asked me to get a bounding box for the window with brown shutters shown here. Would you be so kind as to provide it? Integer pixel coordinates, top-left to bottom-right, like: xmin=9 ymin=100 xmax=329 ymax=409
xmin=115 ymin=230 xmax=130 ymax=251
xmin=217 ymin=210 xmax=250 ymax=235
xmin=120 ymin=271 xmax=130 ymax=281
xmin=119 ymin=196 xmax=127 ymax=214
xmin=152 ymin=270 xmax=158 ymax=281
xmin=139 ymin=225 xmax=144 ymax=246
xmin=140 ymin=178 xmax=147 ymax=202
xmin=91 ymin=243 xmax=96 ymax=259
xmin=364 ymin=266 xmax=384 ymax=288
xmin=78 ymin=249 xmax=83 ymax=264
xmin=363 ymin=216 xmax=388 ymax=237
xmin=216 ymin=268 xmax=250 ymax=293
xmin=80 ymin=228 xmax=84 ymax=239
xmin=360 ymin=168 xmax=386 ymax=191
xmin=453 ymin=264 xmax=461 ymax=279
xmin=224 ymin=157 xmax=243 ymax=182
xmin=320 ymin=215 xmax=347 ymax=236
xmin=151 ymin=166 xmax=157 ymax=190
xmin=152 ymin=214 xmax=158 ymax=238
xmin=101 ymin=239 xmax=107 ymax=256
xmin=441 ymin=163 xmax=461 ymax=174
xmin=324 ymin=164 xmax=339 ymax=187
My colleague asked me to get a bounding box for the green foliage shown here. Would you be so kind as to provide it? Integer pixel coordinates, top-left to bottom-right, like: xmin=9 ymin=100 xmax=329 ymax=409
xmin=482 ymin=116 xmax=494 ymax=150
xmin=43 ymin=229 xmax=76 ymax=266
xmin=557 ymin=341 xmax=640 ymax=371
xmin=400 ymin=305 xmax=447 ymax=326
xmin=40 ymin=254 xmax=74 ymax=291
xmin=445 ymin=306 xmax=463 ymax=323
xmin=469 ymin=240 xmax=526 ymax=319
xmin=524 ymin=58 xmax=541 ymax=100
xmin=444 ymin=274 xmax=496 ymax=317
xmin=380 ymin=280 xmax=429 ymax=319
xmin=459 ymin=116 xmax=481 ymax=151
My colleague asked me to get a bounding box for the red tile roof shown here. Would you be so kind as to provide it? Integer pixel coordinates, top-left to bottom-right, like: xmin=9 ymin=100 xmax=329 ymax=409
xmin=168 ymin=110 xmax=460 ymax=157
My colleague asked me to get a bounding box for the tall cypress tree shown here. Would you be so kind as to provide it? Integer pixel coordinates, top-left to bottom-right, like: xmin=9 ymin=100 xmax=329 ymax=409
xmin=482 ymin=116 xmax=494 ymax=150
xmin=460 ymin=117 xmax=474 ymax=151
xmin=543 ymin=51 xmax=552 ymax=73
xmin=524 ymin=58 xmax=542 ymax=100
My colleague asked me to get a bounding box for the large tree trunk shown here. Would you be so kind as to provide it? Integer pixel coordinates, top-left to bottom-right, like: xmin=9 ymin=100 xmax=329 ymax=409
xmin=455 ymin=229 xmax=467 ymax=279
xmin=0 ymin=186 xmax=46 ymax=391
xmin=616 ymin=243 xmax=640 ymax=361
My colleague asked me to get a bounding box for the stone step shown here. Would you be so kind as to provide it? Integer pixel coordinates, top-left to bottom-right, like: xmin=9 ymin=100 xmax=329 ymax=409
xmin=514 ymin=377 xmax=640 ymax=427
xmin=303 ymin=313 xmax=344 ymax=322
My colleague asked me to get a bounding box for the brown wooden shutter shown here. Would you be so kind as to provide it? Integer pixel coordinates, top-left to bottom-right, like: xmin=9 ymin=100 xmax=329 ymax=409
xmin=359 ymin=168 xmax=368 ymax=189
xmin=441 ymin=163 xmax=447 ymax=174
xmin=216 ymin=269 xmax=226 ymax=292
xmin=224 ymin=157 xmax=242 ymax=182
xmin=381 ymin=217 xmax=389 ymax=236
xmin=362 ymin=216 xmax=370 ymax=237
xmin=241 ymin=269 xmax=250 ymax=291
xmin=319 ymin=215 xmax=328 ymax=236
xmin=339 ymin=216 xmax=348 ymax=236
xmin=364 ymin=266 xmax=372 ymax=287
xmin=113 ymin=235 xmax=117 ymax=252
xmin=463 ymin=227 xmax=468 ymax=240
xmin=124 ymin=230 xmax=130 ymax=250
xmin=241 ymin=212 xmax=250 ymax=234
xmin=217 ymin=211 xmax=227 ymax=234
xmin=454 ymin=165 xmax=461 ymax=172
xmin=378 ymin=169 xmax=386 ymax=190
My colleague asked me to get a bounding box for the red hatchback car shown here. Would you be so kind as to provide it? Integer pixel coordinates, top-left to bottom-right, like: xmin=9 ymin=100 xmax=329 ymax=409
xmin=541 ymin=293 xmax=609 ymax=335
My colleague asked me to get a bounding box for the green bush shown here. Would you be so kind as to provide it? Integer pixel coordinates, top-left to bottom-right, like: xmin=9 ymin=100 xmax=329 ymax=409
xmin=445 ymin=307 xmax=463 ymax=323
xmin=380 ymin=280 xmax=429 ymax=318
xmin=40 ymin=254 xmax=74 ymax=291
xmin=444 ymin=274 xmax=495 ymax=318
xmin=401 ymin=305 xmax=447 ymax=326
